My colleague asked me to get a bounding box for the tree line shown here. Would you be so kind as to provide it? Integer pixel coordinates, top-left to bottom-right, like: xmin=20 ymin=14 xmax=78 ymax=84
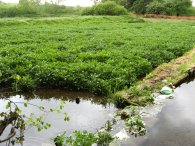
xmin=0 ymin=0 xmax=82 ymax=17
xmin=0 ymin=0 xmax=194 ymax=17
xmin=102 ymin=0 xmax=192 ymax=16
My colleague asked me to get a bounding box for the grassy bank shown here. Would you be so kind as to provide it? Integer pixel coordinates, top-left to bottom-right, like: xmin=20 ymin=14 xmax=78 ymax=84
xmin=115 ymin=48 xmax=195 ymax=106
xmin=0 ymin=16 xmax=195 ymax=95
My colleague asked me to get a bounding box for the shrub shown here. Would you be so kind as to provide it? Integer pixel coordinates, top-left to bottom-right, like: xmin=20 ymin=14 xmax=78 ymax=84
xmin=81 ymin=7 xmax=95 ymax=15
xmin=146 ymin=0 xmax=167 ymax=15
xmin=102 ymin=0 xmax=128 ymax=8
xmin=146 ymin=0 xmax=192 ymax=16
xmin=185 ymin=7 xmax=195 ymax=16
xmin=0 ymin=6 xmax=20 ymax=17
xmin=0 ymin=2 xmax=83 ymax=17
xmin=82 ymin=1 xmax=128 ymax=15
xmin=131 ymin=0 xmax=152 ymax=14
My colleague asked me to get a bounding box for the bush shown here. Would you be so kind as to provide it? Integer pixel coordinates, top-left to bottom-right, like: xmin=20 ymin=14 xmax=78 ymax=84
xmin=102 ymin=0 xmax=128 ymax=8
xmin=146 ymin=0 xmax=167 ymax=15
xmin=82 ymin=1 xmax=128 ymax=15
xmin=0 ymin=6 xmax=20 ymax=17
xmin=0 ymin=2 xmax=83 ymax=17
xmin=131 ymin=0 xmax=152 ymax=14
xmin=185 ymin=7 xmax=195 ymax=16
xmin=146 ymin=0 xmax=192 ymax=16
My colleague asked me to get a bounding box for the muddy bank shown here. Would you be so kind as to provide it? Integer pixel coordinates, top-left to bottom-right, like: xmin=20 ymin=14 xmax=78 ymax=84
xmin=130 ymin=14 xmax=195 ymax=20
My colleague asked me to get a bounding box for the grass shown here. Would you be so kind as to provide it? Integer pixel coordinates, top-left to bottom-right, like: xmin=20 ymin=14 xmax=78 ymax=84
xmin=0 ymin=16 xmax=195 ymax=95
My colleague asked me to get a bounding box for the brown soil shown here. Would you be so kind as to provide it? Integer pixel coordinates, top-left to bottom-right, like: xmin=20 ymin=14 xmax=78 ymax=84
xmin=130 ymin=14 xmax=195 ymax=20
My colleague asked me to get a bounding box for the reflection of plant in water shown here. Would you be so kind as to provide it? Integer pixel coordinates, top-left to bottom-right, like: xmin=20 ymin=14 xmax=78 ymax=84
xmin=0 ymin=93 xmax=69 ymax=146
xmin=54 ymin=131 xmax=114 ymax=146
xmin=0 ymin=97 xmax=25 ymax=145
xmin=105 ymin=120 xmax=112 ymax=131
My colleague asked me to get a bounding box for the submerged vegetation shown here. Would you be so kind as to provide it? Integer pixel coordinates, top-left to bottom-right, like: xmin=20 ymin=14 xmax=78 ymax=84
xmin=0 ymin=16 xmax=195 ymax=95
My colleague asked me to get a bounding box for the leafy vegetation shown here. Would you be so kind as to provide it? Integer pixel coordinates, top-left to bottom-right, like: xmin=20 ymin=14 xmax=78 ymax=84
xmin=102 ymin=0 xmax=193 ymax=16
xmin=82 ymin=1 xmax=128 ymax=15
xmin=0 ymin=16 xmax=195 ymax=95
xmin=54 ymin=131 xmax=114 ymax=146
xmin=146 ymin=0 xmax=192 ymax=16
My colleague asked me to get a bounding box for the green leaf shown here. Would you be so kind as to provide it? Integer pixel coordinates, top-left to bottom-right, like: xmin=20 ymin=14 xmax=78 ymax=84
xmin=6 ymin=102 xmax=10 ymax=109
xmin=15 ymin=75 xmax=21 ymax=81
xmin=24 ymin=102 xmax=28 ymax=107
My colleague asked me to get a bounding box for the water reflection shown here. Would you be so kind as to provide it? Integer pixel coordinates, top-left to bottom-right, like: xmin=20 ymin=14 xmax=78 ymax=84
xmin=0 ymin=89 xmax=116 ymax=146
xmin=122 ymin=79 xmax=195 ymax=146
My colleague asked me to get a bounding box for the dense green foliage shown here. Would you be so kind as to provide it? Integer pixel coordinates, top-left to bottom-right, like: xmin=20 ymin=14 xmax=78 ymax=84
xmin=54 ymin=131 xmax=114 ymax=146
xmin=0 ymin=2 xmax=82 ymax=17
xmin=185 ymin=7 xmax=195 ymax=16
xmin=131 ymin=0 xmax=152 ymax=14
xmin=82 ymin=1 xmax=128 ymax=15
xmin=146 ymin=0 xmax=192 ymax=16
xmin=101 ymin=0 xmax=193 ymax=16
xmin=0 ymin=16 xmax=195 ymax=95
xmin=102 ymin=0 xmax=128 ymax=8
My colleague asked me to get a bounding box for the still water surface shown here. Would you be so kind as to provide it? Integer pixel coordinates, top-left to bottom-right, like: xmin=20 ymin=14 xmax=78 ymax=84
xmin=122 ymin=80 xmax=195 ymax=146
xmin=0 ymin=89 xmax=116 ymax=146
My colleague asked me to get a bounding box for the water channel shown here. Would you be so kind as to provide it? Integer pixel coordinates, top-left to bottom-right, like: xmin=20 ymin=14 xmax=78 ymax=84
xmin=120 ymin=79 xmax=195 ymax=146
xmin=1 ymin=79 xmax=194 ymax=146
xmin=0 ymin=89 xmax=116 ymax=146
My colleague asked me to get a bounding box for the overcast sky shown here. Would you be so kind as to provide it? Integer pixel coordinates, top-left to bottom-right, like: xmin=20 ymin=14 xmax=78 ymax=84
xmin=0 ymin=0 xmax=95 ymax=6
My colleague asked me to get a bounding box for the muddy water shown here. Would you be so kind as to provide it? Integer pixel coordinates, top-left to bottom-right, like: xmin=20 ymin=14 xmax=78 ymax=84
xmin=121 ymin=80 xmax=195 ymax=146
xmin=0 ymin=89 xmax=116 ymax=146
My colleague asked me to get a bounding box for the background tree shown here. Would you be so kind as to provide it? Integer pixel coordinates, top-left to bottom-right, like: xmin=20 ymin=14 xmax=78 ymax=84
xmin=131 ymin=0 xmax=153 ymax=14
xmin=146 ymin=0 xmax=192 ymax=16
xmin=146 ymin=0 xmax=167 ymax=15
xmin=102 ymin=0 xmax=128 ymax=8
xmin=171 ymin=0 xmax=192 ymax=16
xmin=126 ymin=0 xmax=137 ymax=9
